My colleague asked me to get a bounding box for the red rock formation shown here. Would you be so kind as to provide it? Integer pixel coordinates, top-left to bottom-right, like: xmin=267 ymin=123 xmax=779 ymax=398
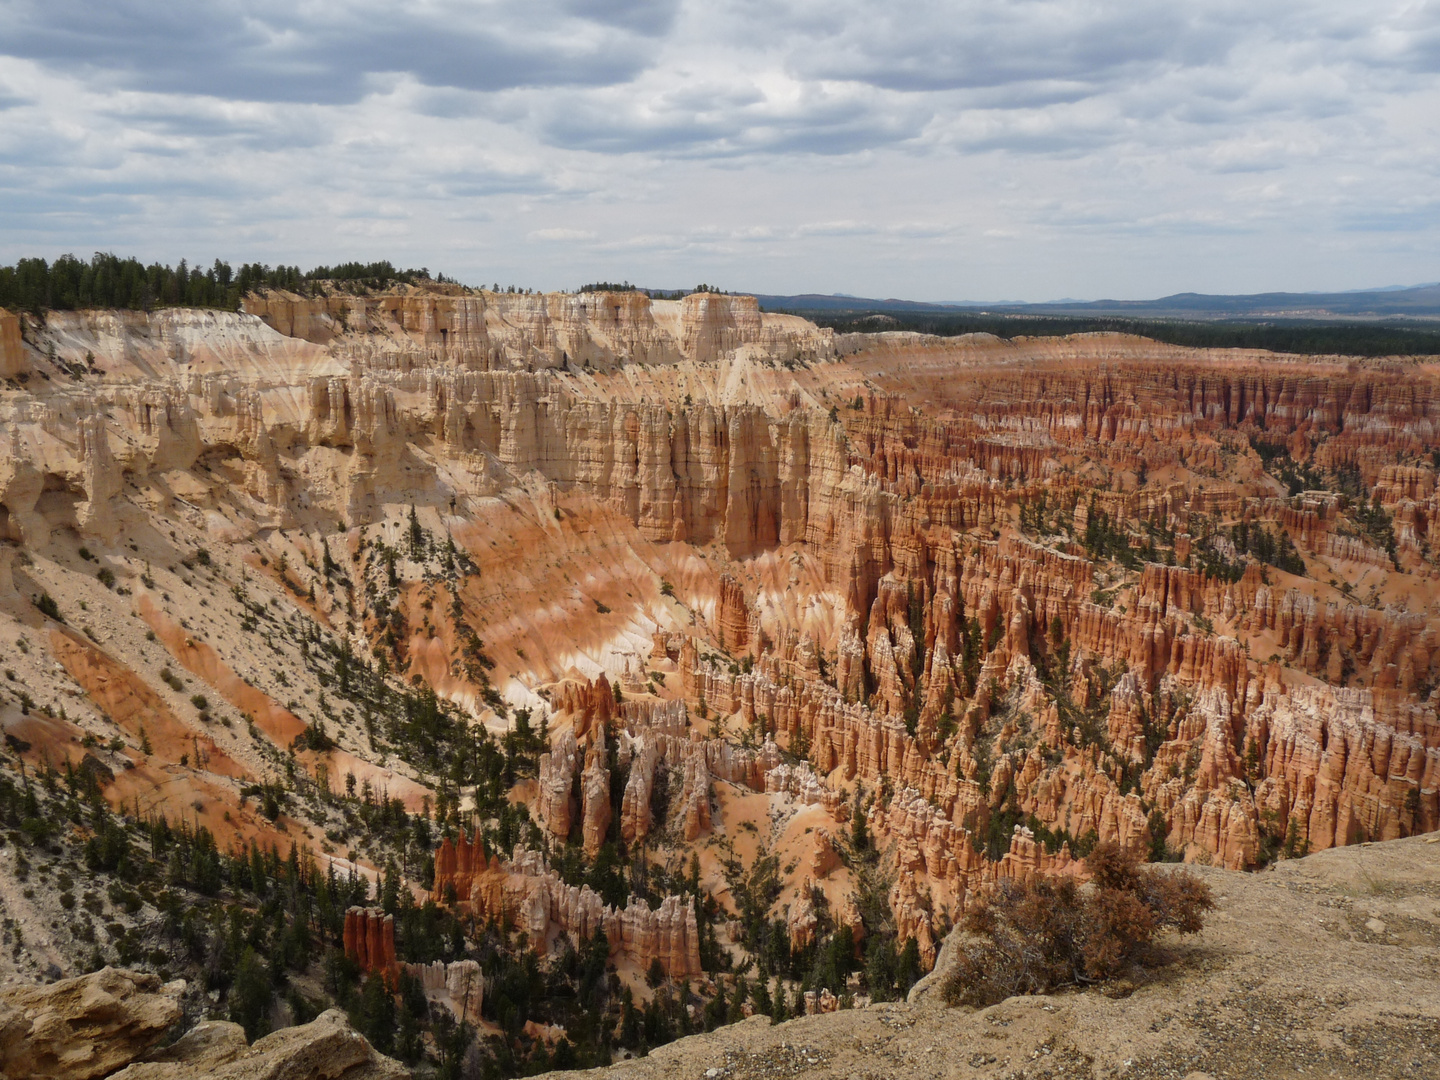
xmin=678 ymin=750 xmax=712 ymax=841
xmin=787 ymin=881 xmax=818 ymax=950
xmin=553 ymin=675 xmax=614 ymax=738
xmin=809 ymin=830 xmax=840 ymax=879
xmin=24 ymin=295 xmax=1440 ymax=995
xmin=344 ymin=907 xmax=397 ymax=976
xmin=715 ymin=574 xmax=750 ymax=653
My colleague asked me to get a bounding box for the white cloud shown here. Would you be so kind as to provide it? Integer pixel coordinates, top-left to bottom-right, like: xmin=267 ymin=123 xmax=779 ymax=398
xmin=531 ymin=228 xmax=598 ymax=241
xmin=0 ymin=0 xmax=1437 ymax=298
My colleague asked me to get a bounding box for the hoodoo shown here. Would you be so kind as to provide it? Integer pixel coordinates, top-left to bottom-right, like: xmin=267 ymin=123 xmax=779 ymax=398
xmin=0 ymin=277 xmax=1437 ymax=1077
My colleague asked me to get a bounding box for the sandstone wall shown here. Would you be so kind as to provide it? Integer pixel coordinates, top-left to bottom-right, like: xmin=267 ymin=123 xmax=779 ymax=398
xmin=0 ymin=310 xmax=23 ymax=377
xmin=243 ymin=288 xmax=834 ymax=373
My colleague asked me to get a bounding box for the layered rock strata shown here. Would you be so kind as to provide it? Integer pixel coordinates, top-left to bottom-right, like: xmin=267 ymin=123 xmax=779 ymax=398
xmin=430 ymin=842 xmax=702 ymax=976
xmin=6 ymin=291 xmax=1440 ymax=990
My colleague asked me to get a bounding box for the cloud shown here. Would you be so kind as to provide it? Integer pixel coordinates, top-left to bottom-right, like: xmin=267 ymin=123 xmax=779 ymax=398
xmin=531 ymin=227 xmax=597 ymax=241
xmin=0 ymin=0 xmax=673 ymax=103
xmin=537 ymin=76 xmax=930 ymax=156
xmin=0 ymin=1 xmax=1438 ymax=299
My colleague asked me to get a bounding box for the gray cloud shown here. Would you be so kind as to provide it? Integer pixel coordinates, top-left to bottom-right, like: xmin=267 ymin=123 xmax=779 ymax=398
xmin=782 ymin=2 xmax=1225 ymax=94
xmin=0 ymin=0 xmax=672 ymax=102
xmin=539 ymin=81 xmax=929 ymax=156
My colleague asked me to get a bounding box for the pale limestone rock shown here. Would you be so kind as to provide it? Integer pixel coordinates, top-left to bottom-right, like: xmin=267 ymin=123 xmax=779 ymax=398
xmin=0 ymin=967 xmax=183 ymax=1080
xmin=582 ymin=727 xmax=613 ymax=856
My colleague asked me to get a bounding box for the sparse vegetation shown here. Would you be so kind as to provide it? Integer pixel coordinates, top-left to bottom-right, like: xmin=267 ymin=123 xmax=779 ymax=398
xmin=942 ymin=842 xmax=1214 ymax=1007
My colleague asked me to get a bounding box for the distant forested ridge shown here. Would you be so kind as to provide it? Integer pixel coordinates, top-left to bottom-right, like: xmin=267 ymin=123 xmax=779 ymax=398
xmin=782 ymin=308 xmax=1440 ymax=359
xmin=0 ymin=253 xmax=442 ymax=314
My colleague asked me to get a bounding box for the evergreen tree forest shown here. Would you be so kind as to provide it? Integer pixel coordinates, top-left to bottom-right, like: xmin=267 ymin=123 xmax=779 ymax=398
xmin=0 ymin=254 xmax=439 ymax=314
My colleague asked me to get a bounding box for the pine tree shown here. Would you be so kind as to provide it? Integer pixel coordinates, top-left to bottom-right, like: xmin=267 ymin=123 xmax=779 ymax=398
xmin=850 ymin=786 xmax=869 ymax=852
xmin=228 ymin=948 xmax=273 ymax=1039
xmin=728 ymin=977 xmax=748 ymax=1023
xmin=408 ymin=504 xmax=424 ymax=560
xmin=704 ymin=983 xmax=727 ymax=1030
xmin=771 ymin=976 xmax=786 ymax=1021
xmin=752 ymin=977 xmax=773 ymax=1019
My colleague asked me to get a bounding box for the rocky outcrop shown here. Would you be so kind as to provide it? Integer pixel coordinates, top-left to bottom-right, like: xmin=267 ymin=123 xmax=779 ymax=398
xmin=764 ymin=761 xmax=832 ymax=808
xmin=1245 ymin=683 xmax=1440 ymax=850
xmin=554 ymin=674 xmax=615 ymax=739
xmin=714 ymin=574 xmax=750 ymax=653
xmin=111 ymin=1008 xmax=407 ymax=1080
xmin=0 ymin=967 xmax=182 ymax=1080
xmin=244 ymin=289 xmax=833 ymax=373
xmin=620 ymin=737 xmax=662 ymax=845
xmin=403 ymin=961 xmax=483 ymax=1023
xmin=678 ymin=748 xmax=713 ymax=841
xmin=787 ymin=881 xmax=819 ymax=950
xmin=109 ymin=1021 xmax=249 ymax=1080
xmin=536 ymin=730 xmax=580 ymax=842
xmin=581 ymin=728 xmax=613 ymax=856
xmin=14 ymin=290 xmax=1440 ymax=1000
xmin=429 ymin=842 xmax=702 ymax=976
xmin=0 ymin=311 xmax=23 ymax=377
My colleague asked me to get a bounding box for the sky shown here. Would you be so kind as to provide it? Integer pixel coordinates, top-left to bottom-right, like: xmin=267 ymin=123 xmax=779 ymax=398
xmin=1 ymin=1 xmax=1438 ymax=302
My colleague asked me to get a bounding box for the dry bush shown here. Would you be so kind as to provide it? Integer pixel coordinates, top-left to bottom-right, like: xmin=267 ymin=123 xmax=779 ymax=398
xmin=942 ymin=842 xmax=1214 ymax=1007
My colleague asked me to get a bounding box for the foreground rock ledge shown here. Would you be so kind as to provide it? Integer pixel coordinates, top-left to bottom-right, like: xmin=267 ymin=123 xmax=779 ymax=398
xmin=0 ymin=968 xmax=182 ymax=1080
xmin=0 ymin=968 xmax=406 ymax=1080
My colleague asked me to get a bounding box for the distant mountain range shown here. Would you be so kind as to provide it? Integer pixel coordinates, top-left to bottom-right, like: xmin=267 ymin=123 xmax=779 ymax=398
xmin=755 ymin=283 xmax=1440 ymax=321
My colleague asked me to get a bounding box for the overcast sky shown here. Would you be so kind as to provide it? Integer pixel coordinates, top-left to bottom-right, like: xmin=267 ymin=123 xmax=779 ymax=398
xmin=1 ymin=1 xmax=1438 ymax=301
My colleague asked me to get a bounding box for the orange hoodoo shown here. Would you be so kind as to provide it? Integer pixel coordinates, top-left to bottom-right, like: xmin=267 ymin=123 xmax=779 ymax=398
xmin=432 ymin=831 xmax=491 ymax=908
xmin=553 ymin=674 xmax=615 ymax=739
xmin=344 ymin=906 xmax=397 ymax=975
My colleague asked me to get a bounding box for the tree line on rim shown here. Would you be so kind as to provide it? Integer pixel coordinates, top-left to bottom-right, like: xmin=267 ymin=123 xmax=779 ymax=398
xmin=0 ymin=253 xmax=444 ymax=314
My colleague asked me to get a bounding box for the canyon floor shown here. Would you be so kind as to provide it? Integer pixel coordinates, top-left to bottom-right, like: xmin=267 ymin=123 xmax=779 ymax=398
xmin=550 ymin=833 xmax=1440 ymax=1080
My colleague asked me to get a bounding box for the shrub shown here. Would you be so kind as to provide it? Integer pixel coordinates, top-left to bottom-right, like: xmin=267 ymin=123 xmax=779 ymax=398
xmin=941 ymin=842 xmax=1213 ymax=1007
xmin=33 ymin=592 xmax=61 ymax=621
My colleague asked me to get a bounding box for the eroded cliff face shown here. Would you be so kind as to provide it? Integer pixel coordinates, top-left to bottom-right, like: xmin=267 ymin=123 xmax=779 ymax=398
xmin=240 ymin=288 xmax=833 ymax=373
xmin=1 ymin=288 xmax=1438 ymax=1001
